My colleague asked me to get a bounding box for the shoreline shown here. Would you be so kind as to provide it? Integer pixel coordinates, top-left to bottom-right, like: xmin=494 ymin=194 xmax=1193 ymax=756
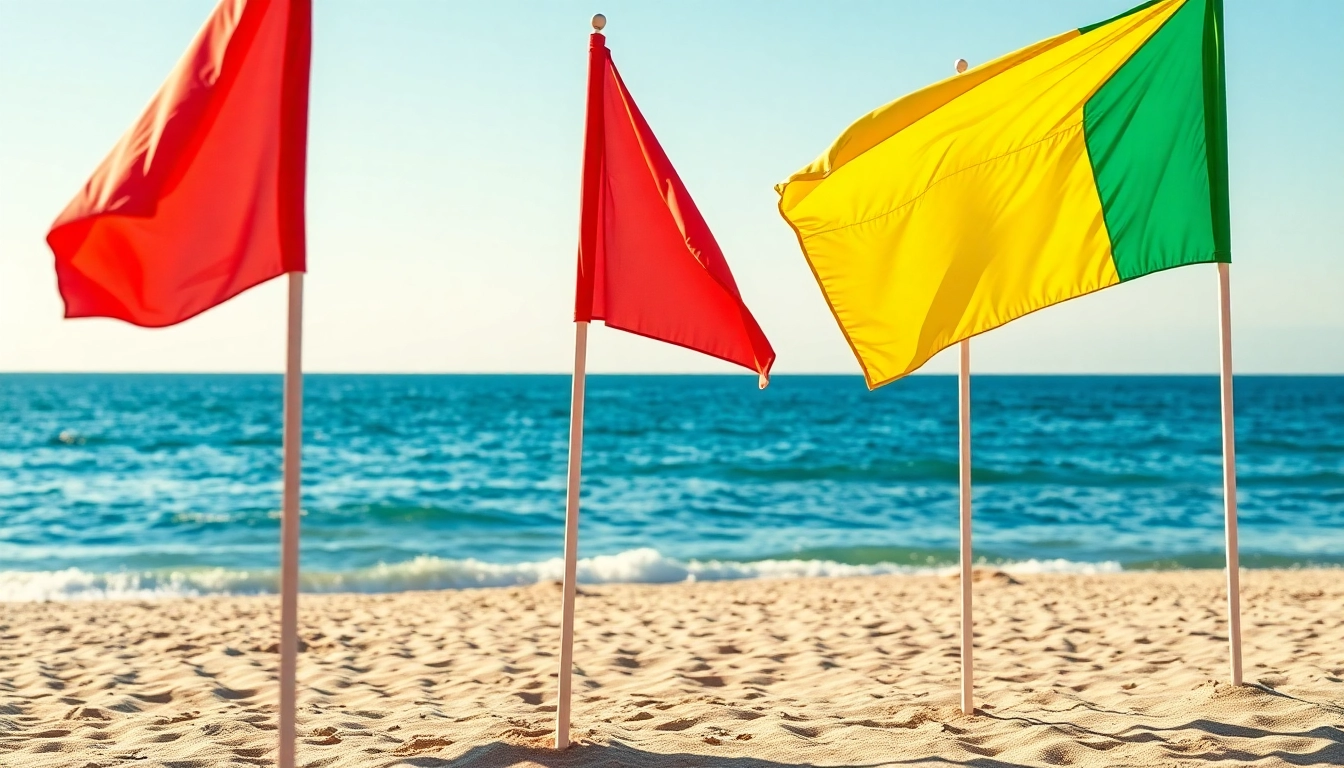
xmin=5 ymin=550 xmax=1343 ymax=603
xmin=2 ymin=569 xmax=1341 ymax=766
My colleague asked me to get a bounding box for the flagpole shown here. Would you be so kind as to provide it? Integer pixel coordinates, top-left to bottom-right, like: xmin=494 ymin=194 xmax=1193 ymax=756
xmin=278 ymin=271 xmax=305 ymax=768
xmin=555 ymin=13 xmax=606 ymax=748
xmin=951 ymin=57 xmax=974 ymax=718
xmin=958 ymin=337 xmax=973 ymax=716
xmin=556 ymin=319 xmax=589 ymax=749
xmin=1217 ymin=262 xmax=1243 ymax=685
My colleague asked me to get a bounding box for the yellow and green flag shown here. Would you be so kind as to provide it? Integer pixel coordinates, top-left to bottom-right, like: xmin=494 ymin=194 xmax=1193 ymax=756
xmin=777 ymin=0 xmax=1230 ymax=387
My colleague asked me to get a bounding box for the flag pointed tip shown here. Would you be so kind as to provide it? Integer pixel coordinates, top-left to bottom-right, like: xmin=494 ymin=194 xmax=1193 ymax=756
xmin=573 ymin=46 xmax=775 ymax=383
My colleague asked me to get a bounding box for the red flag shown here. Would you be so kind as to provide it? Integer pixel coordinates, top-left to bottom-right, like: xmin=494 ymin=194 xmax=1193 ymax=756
xmin=574 ymin=33 xmax=775 ymax=386
xmin=47 ymin=0 xmax=311 ymax=328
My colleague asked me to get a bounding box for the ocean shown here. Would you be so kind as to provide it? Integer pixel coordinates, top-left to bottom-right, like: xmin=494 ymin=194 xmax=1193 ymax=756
xmin=0 ymin=374 xmax=1340 ymax=601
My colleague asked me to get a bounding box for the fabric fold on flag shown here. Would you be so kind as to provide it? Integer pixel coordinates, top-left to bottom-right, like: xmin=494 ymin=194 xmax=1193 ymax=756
xmin=776 ymin=0 xmax=1229 ymax=388
xmin=47 ymin=0 xmax=312 ymax=328
xmin=575 ymin=33 xmax=776 ymax=387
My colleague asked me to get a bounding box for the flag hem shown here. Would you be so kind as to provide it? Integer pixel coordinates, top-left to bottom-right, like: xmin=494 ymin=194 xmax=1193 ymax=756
xmin=1078 ymin=0 xmax=1169 ymax=35
xmin=592 ymin=317 xmax=775 ymax=386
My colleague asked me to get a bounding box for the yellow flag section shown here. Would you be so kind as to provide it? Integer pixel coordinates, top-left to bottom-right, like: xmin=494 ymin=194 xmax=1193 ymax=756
xmin=777 ymin=0 xmax=1230 ymax=387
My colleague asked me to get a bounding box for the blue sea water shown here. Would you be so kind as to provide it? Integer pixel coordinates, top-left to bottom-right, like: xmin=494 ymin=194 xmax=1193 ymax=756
xmin=0 ymin=374 xmax=1340 ymax=600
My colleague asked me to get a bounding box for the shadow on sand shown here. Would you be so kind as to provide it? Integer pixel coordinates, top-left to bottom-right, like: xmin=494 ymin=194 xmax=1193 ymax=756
xmin=382 ymin=686 xmax=1344 ymax=768
xmin=386 ymin=741 xmax=1044 ymax=768
xmin=387 ymin=733 xmax=1344 ymax=768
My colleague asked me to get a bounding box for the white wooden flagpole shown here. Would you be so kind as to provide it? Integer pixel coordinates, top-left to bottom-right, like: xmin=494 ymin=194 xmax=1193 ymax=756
xmin=1216 ymin=262 xmax=1243 ymax=685
xmin=278 ymin=271 xmax=305 ymax=768
xmin=953 ymin=57 xmax=974 ymax=718
xmin=556 ymin=320 xmax=589 ymax=749
xmin=958 ymin=337 xmax=973 ymax=716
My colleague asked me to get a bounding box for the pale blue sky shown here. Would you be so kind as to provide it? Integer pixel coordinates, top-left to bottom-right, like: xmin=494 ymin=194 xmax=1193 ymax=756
xmin=1 ymin=1 xmax=1340 ymax=375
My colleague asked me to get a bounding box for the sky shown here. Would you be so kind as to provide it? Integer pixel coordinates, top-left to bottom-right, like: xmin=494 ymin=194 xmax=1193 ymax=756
xmin=0 ymin=0 xmax=1340 ymax=376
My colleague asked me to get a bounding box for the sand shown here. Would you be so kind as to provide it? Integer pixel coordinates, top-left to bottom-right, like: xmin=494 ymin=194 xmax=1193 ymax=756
xmin=1 ymin=569 xmax=1341 ymax=767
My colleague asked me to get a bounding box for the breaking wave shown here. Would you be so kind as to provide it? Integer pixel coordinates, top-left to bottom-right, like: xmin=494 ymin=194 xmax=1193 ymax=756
xmin=0 ymin=548 xmax=1124 ymax=602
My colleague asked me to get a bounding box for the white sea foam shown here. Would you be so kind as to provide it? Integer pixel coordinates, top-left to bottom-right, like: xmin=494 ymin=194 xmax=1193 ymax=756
xmin=0 ymin=548 xmax=1123 ymax=602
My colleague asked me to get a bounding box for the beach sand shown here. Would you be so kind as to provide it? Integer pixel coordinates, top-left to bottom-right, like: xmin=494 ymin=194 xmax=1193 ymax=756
xmin=2 ymin=569 xmax=1341 ymax=767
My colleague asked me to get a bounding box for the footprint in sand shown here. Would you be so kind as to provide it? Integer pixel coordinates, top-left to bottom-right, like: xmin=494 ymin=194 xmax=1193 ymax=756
xmin=514 ymin=691 xmax=544 ymax=705
xmin=308 ymin=725 xmax=341 ymax=745
xmin=684 ymin=674 xmax=726 ymax=687
xmin=154 ymin=711 xmax=199 ymax=725
xmin=212 ymin=686 xmax=257 ymax=701
xmin=132 ymin=690 xmax=173 ymax=704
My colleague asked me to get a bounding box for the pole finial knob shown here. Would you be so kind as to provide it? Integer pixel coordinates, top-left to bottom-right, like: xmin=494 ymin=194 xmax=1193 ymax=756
xmin=955 ymin=58 xmax=969 ymax=74
xmin=592 ymin=13 xmax=606 ymax=31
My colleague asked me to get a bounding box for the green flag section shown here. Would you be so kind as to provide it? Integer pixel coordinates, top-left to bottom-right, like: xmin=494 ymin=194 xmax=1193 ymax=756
xmin=1084 ymin=0 xmax=1231 ymax=279
xmin=776 ymin=0 xmax=1230 ymax=388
